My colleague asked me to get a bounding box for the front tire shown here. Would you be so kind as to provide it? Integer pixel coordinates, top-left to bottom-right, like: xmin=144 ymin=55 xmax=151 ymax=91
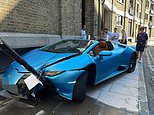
xmin=73 ymin=71 xmax=87 ymax=102
xmin=127 ymin=53 xmax=137 ymax=73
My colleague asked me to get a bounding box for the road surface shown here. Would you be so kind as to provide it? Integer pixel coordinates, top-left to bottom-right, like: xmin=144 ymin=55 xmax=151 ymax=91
xmin=143 ymin=46 xmax=154 ymax=115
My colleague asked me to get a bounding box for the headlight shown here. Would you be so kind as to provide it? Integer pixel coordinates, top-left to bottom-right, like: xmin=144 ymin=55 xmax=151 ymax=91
xmin=44 ymin=71 xmax=64 ymax=77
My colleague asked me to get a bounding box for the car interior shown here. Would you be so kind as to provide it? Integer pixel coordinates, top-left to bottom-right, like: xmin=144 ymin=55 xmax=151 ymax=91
xmin=94 ymin=41 xmax=114 ymax=56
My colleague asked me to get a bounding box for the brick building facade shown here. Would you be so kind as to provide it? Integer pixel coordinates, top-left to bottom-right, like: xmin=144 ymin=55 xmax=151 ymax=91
xmin=103 ymin=0 xmax=154 ymax=42
xmin=0 ymin=0 xmax=82 ymax=36
xmin=0 ymin=0 xmax=103 ymax=46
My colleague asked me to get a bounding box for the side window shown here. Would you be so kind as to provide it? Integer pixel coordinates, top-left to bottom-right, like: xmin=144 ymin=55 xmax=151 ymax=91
xmin=88 ymin=41 xmax=114 ymax=57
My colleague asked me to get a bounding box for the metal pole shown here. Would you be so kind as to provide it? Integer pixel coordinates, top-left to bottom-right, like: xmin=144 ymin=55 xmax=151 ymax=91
xmin=98 ymin=0 xmax=101 ymax=35
xmin=123 ymin=0 xmax=127 ymax=29
xmin=102 ymin=0 xmax=105 ymax=34
xmin=132 ymin=0 xmax=136 ymax=37
xmin=59 ymin=0 xmax=62 ymax=38
xmin=111 ymin=0 xmax=114 ymax=31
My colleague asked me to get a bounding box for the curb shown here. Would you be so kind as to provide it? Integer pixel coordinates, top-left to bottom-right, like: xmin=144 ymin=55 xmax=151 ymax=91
xmin=138 ymin=51 xmax=149 ymax=115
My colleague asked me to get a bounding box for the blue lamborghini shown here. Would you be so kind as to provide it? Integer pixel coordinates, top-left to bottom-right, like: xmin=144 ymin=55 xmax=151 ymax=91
xmin=2 ymin=39 xmax=137 ymax=102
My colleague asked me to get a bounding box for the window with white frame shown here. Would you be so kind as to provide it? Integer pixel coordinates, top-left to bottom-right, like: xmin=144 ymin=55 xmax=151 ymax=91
xmin=116 ymin=15 xmax=123 ymax=25
xmin=118 ymin=0 xmax=124 ymax=3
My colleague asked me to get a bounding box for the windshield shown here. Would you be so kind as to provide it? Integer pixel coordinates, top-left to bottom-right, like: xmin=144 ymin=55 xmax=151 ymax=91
xmin=40 ymin=39 xmax=92 ymax=53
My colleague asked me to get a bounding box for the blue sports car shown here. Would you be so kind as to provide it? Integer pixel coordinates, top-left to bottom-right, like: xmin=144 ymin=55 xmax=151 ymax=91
xmin=1 ymin=39 xmax=137 ymax=102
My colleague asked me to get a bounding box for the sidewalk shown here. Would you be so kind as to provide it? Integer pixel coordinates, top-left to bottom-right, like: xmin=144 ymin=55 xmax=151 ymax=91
xmin=87 ymin=63 xmax=148 ymax=114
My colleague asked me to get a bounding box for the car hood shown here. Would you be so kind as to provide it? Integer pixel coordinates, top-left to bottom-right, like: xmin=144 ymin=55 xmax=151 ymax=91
xmin=22 ymin=49 xmax=77 ymax=68
xmin=43 ymin=54 xmax=92 ymax=72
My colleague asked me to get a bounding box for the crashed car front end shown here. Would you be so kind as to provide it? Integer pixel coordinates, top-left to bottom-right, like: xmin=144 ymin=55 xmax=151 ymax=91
xmin=2 ymin=61 xmax=86 ymax=100
xmin=2 ymin=63 xmax=41 ymax=99
xmin=1 ymin=38 xmax=94 ymax=101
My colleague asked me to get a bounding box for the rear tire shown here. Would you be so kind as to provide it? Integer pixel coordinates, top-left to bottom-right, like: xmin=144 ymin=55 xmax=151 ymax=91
xmin=73 ymin=71 xmax=87 ymax=102
xmin=127 ymin=53 xmax=137 ymax=73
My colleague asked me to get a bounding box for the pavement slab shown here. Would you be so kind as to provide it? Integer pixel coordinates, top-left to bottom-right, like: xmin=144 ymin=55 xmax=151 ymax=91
xmin=109 ymin=84 xmax=138 ymax=97
xmin=113 ymin=77 xmax=138 ymax=88
xmin=98 ymin=91 xmax=138 ymax=112
xmin=87 ymin=83 xmax=113 ymax=99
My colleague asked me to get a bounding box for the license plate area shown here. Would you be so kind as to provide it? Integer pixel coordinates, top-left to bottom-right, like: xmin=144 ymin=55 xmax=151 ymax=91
xmin=24 ymin=74 xmax=43 ymax=90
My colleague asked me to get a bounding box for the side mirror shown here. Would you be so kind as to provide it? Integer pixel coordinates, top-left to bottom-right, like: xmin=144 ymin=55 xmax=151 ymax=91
xmin=99 ymin=51 xmax=112 ymax=57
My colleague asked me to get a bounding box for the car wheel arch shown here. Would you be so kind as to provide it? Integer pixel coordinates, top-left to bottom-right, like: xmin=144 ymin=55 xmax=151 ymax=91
xmin=127 ymin=52 xmax=137 ymax=73
xmin=84 ymin=63 xmax=96 ymax=86
xmin=131 ymin=51 xmax=137 ymax=61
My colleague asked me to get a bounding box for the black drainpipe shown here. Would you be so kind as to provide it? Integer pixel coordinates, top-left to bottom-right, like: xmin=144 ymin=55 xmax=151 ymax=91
xmin=111 ymin=0 xmax=114 ymax=31
xmin=59 ymin=0 xmax=62 ymax=39
xmin=98 ymin=0 xmax=101 ymax=35
xmin=123 ymin=0 xmax=127 ymax=29
xmin=102 ymin=0 xmax=105 ymax=33
xmin=132 ymin=0 xmax=136 ymax=37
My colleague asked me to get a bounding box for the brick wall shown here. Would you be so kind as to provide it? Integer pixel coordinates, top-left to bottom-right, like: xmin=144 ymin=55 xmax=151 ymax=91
xmin=61 ymin=0 xmax=81 ymax=35
xmin=0 ymin=0 xmax=60 ymax=34
xmin=0 ymin=0 xmax=82 ymax=36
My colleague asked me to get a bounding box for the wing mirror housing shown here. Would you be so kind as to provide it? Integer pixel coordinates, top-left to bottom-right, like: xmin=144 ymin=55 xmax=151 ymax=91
xmin=99 ymin=51 xmax=112 ymax=57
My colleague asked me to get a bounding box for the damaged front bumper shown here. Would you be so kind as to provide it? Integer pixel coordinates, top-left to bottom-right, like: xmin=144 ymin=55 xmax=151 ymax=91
xmin=2 ymin=73 xmax=44 ymax=99
xmin=2 ymin=69 xmax=85 ymax=100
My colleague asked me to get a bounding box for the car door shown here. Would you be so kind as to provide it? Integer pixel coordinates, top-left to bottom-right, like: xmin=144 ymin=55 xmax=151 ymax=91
xmin=93 ymin=45 xmax=122 ymax=84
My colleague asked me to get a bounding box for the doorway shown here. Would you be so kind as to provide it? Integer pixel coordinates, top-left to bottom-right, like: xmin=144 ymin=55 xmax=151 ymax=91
xmin=82 ymin=0 xmax=86 ymax=28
